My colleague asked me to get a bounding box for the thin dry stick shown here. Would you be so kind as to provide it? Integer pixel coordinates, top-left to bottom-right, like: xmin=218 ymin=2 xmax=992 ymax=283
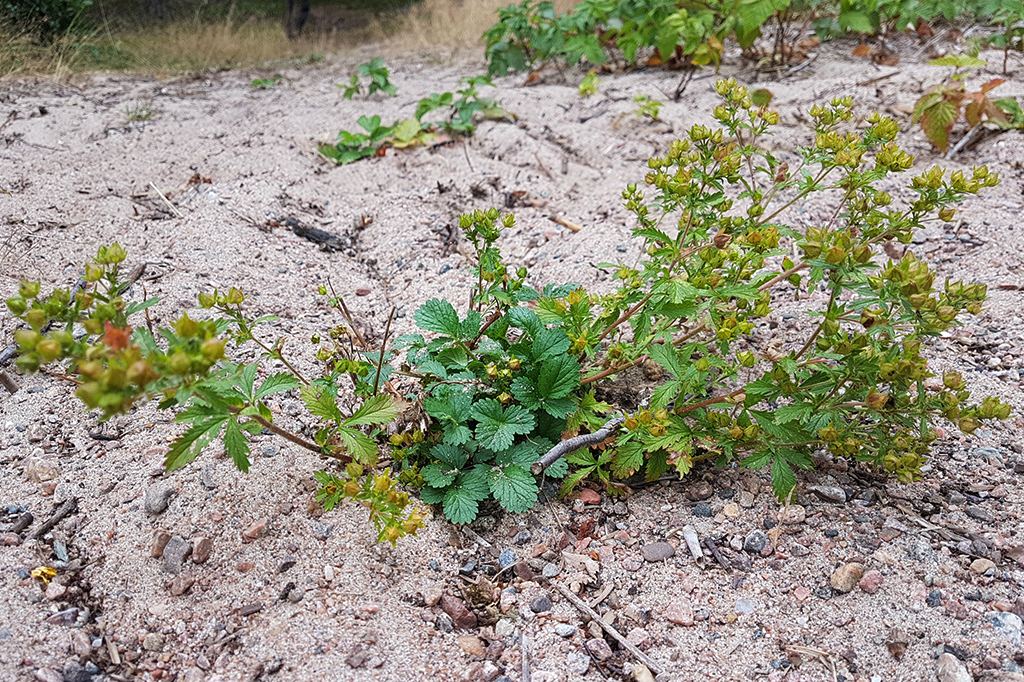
xmin=531 ymin=416 xmax=624 ymax=475
xmin=552 ymin=582 xmax=665 ymax=676
xmin=946 ymin=125 xmax=985 ymax=160
xmin=0 ymin=371 xmax=18 ymax=395
xmin=28 ymin=498 xmax=78 ymax=540
xmin=534 ymin=152 xmax=553 ymax=180
xmin=373 ymin=307 xmax=396 ymax=395
xmin=149 ymin=182 xmax=184 ymax=219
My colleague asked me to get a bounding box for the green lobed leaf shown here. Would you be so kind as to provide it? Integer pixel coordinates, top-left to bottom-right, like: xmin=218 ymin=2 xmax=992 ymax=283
xmin=344 ymin=393 xmax=399 ymax=427
xmin=415 ymin=298 xmax=462 ymax=337
xmin=771 ymin=456 xmax=797 ymax=500
xmin=223 ymin=416 xmax=251 ymax=472
xmin=300 ymin=385 xmax=342 ymax=422
xmin=421 ymin=462 xmax=459 ymax=488
xmin=537 ymin=354 xmax=580 ymax=400
xmin=431 ymin=443 xmax=468 ymax=469
xmin=488 ymin=464 xmax=539 ymax=513
xmin=472 ymin=399 xmax=535 ymax=452
xmin=532 ymin=328 xmax=571 ymax=361
xmin=164 ymin=416 xmax=228 ymax=471
xmin=443 ymin=486 xmax=480 ymax=524
xmin=336 ymin=427 xmax=379 ymax=465
xmin=254 ymin=373 xmax=302 ymax=401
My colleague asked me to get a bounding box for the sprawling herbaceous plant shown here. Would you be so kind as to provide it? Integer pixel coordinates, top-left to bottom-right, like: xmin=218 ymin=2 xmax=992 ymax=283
xmin=6 ymin=80 xmax=1011 ymax=540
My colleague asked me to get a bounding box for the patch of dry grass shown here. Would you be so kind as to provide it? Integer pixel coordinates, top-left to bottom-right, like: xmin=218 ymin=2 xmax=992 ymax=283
xmin=374 ymin=0 xmax=579 ymax=52
xmin=0 ymin=0 xmax=581 ymax=77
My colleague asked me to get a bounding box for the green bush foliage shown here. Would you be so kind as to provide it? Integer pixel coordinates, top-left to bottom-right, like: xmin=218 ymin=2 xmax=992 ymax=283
xmin=6 ymin=79 xmax=1011 ymax=538
xmin=2 ymin=0 xmax=92 ymax=42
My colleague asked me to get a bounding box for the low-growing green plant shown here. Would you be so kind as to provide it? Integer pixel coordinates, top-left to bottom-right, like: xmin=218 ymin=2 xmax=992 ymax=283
xmin=913 ymin=55 xmax=1024 ymax=153
xmin=318 ymin=114 xmax=396 ymax=165
xmin=339 ymin=58 xmax=397 ymax=100
xmin=415 ymin=75 xmax=508 ymax=135
xmin=578 ymin=69 xmax=600 ymax=97
xmin=633 ymin=94 xmax=662 ymax=120
xmin=483 ymin=0 xmax=785 ymax=77
xmin=615 ymin=94 xmax=663 ymax=128
xmin=124 ymin=100 xmax=155 ymax=123
xmin=7 ymin=79 xmax=1012 ymax=536
xmin=320 ymin=76 xmax=507 ymax=165
xmin=251 ymin=74 xmax=283 ymax=89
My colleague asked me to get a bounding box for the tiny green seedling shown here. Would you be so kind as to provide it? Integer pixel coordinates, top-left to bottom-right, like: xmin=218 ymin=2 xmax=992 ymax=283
xmin=252 ymin=74 xmax=283 ymax=89
xmin=614 ymin=94 xmax=663 ymax=128
xmin=125 ymin=101 xmax=156 ymax=124
xmin=579 ymin=70 xmax=600 ymax=97
xmin=633 ymin=94 xmax=662 ymax=120
xmin=339 ymin=58 xmax=397 ymax=99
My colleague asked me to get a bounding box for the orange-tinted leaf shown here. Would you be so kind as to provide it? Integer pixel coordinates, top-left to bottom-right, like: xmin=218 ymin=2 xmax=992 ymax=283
xmin=853 ymin=43 xmax=871 ymax=57
xmin=647 ymin=49 xmax=663 ymax=67
xmin=524 ymin=72 xmax=541 ymax=86
xmin=915 ymin=19 xmax=934 ymax=39
xmin=872 ymin=49 xmax=900 ymax=66
xmin=103 ymin=321 xmax=131 ymax=350
xmin=964 ymin=100 xmax=983 ymax=127
xmin=979 ymin=78 xmax=1005 ymax=94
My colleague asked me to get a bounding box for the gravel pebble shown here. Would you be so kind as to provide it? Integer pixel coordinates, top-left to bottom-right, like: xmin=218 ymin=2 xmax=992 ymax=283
xmin=142 ymin=633 xmax=164 ymax=651
xmin=641 ymin=542 xmax=675 ymax=562
xmin=692 ymin=502 xmax=713 ymax=517
xmin=439 ymin=594 xmax=478 ymax=629
xmin=144 ymin=483 xmax=174 ymax=514
xmin=586 ymin=638 xmax=613 ymax=661
xmin=859 ymin=569 xmax=884 ymax=594
xmin=163 ymin=536 xmax=192 ymax=574
xmin=554 ymin=624 xmax=577 ymax=638
xmin=498 ymin=548 xmax=516 ymax=569
xmin=743 ymin=530 xmax=768 ymax=554
xmin=936 ymin=653 xmax=973 ymax=682
xmin=530 ymin=595 xmax=553 ymax=613
xmin=192 ymin=536 xmax=213 ymax=564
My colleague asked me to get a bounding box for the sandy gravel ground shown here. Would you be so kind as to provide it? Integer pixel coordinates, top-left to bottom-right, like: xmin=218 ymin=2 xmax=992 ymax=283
xmin=1 ymin=36 xmax=1024 ymax=682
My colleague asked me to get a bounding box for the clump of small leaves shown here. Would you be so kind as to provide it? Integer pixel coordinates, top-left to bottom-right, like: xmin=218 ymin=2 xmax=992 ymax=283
xmin=252 ymin=74 xmax=283 ymax=89
xmin=913 ymin=55 xmax=1024 ymax=153
xmin=320 ymin=75 xmax=508 ymax=165
xmin=125 ymin=100 xmax=156 ymax=123
xmin=615 ymin=94 xmax=663 ymax=128
xmin=415 ymin=75 xmax=509 ymax=135
xmin=633 ymin=94 xmax=662 ymax=120
xmin=339 ymin=58 xmax=397 ymax=100
xmin=578 ymin=70 xmax=600 ymax=97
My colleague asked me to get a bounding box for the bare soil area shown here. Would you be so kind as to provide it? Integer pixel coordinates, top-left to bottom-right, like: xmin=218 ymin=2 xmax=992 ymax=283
xmin=1 ymin=38 xmax=1024 ymax=682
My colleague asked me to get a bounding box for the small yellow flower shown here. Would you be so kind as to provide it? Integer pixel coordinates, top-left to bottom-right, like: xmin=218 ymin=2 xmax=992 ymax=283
xmin=31 ymin=566 xmax=56 ymax=585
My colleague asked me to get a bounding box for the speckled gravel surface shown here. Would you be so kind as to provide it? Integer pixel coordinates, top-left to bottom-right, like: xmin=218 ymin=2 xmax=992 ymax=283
xmin=1 ymin=35 xmax=1023 ymax=682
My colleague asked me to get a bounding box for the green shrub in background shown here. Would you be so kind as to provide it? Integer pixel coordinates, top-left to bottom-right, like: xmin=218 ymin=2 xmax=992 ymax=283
xmin=3 ymin=0 xmax=92 ymax=42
